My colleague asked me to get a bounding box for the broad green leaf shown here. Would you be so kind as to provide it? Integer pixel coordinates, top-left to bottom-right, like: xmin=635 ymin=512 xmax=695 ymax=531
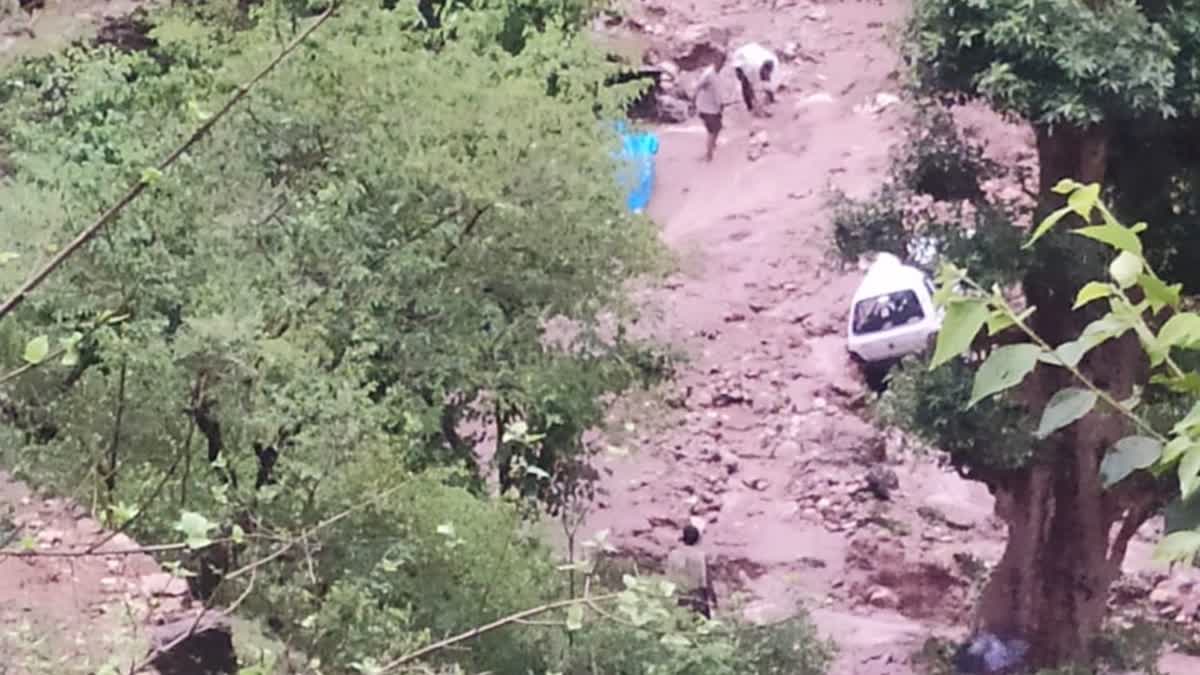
xmin=930 ymin=300 xmax=989 ymax=369
xmin=985 ymin=306 xmax=1035 ymax=336
xmin=231 ymin=524 xmax=246 ymax=545
xmin=1180 ymin=445 xmax=1200 ymax=499
xmin=1025 ymin=205 xmax=1072 ymax=248
xmin=0 ymin=251 xmax=18 ymax=265
xmin=174 ymin=511 xmax=214 ymax=550
xmin=1173 ymin=402 xmax=1200 ymax=436
xmin=22 ymin=335 xmax=49 ymax=365
xmin=1164 ymin=495 xmax=1200 ymax=535
xmin=968 ymin=344 xmax=1041 ymax=407
xmin=1035 ymin=387 xmax=1097 ymax=439
xmin=1039 ymin=339 xmax=1088 ymax=368
xmin=1153 ymin=531 xmax=1200 ymax=565
xmin=1153 ymin=371 xmax=1200 ymax=395
xmin=1052 ymin=178 xmax=1084 ymax=194
xmin=1158 ymin=313 xmax=1200 ymax=350
xmin=1066 ymin=182 xmax=1101 ymax=220
xmin=1108 ymin=251 xmax=1142 ymax=289
xmin=1100 ymin=436 xmax=1162 ymax=488
xmin=1162 ymin=435 xmax=1196 ymax=464
xmin=1072 ymin=282 xmax=1112 ymax=310
xmin=1138 ymin=274 xmax=1181 ymax=312
xmin=565 ymin=604 xmax=584 ymax=632
xmin=1073 ymin=222 xmax=1141 ymax=254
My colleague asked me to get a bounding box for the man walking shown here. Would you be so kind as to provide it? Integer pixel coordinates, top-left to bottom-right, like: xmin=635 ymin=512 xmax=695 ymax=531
xmin=666 ymin=524 xmax=717 ymax=618
xmin=693 ymin=50 xmax=727 ymax=162
xmin=732 ymin=42 xmax=780 ymax=118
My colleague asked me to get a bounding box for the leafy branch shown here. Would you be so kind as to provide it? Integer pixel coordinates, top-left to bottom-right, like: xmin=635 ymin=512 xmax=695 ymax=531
xmin=0 ymin=2 xmax=340 ymax=323
xmin=929 ymin=179 xmax=1200 ymax=564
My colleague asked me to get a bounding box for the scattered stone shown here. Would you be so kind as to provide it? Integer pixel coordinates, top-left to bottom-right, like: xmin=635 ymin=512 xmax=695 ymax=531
xmin=864 ymin=466 xmax=899 ymax=500
xmin=670 ymin=24 xmax=732 ymax=71
xmin=743 ymin=478 xmax=769 ymax=491
xmin=141 ymin=572 xmax=190 ymax=598
xmin=866 ymin=585 xmax=899 ymax=609
xmin=747 ymin=130 xmax=770 ymax=161
xmin=148 ymin=612 xmax=237 ymax=675
xmin=36 ymin=528 xmax=65 ymax=547
xmin=654 ymin=93 xmax=692 ymax=123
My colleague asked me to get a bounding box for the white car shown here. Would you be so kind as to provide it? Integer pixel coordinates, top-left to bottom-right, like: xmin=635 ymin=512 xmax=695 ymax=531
xmin=846 ymin=253 xmax=944 ymax=367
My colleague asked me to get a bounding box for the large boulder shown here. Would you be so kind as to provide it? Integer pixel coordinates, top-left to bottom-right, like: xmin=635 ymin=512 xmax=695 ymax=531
xmin=147 ymin=612 xmax=237 ymax=675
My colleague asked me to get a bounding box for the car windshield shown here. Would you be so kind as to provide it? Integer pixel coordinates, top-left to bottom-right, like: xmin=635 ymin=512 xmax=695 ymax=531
xmin=852 ymin=289 xmax=925 ymax=335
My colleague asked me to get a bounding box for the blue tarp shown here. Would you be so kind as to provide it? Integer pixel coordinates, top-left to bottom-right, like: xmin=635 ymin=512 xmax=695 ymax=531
xmin=613 ymin=121 xmax=659 ymax=214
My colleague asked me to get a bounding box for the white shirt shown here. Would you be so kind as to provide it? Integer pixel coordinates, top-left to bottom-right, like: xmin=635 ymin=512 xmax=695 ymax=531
xmin=732 ymin=42 xmax=781 ymax=92
xmin=732 ymin=42 xmax=778 ymax=72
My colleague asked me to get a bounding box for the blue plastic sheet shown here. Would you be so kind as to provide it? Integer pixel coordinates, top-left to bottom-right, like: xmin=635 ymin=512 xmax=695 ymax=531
xmin=613 ymin=121 xmax=659 ymax=214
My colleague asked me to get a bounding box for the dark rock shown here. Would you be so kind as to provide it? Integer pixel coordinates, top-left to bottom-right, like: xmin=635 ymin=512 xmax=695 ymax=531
xmin=864 ymin=466 xmax=899 ymax=500
xmin=148 ymin=613 xmax=237 ymax=675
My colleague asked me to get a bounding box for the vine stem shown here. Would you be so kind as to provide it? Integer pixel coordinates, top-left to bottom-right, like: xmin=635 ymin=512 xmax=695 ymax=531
xmin=0 ymin=2 xmax=340 ymax=323
xmin=967 ymin=277 xmax=1165 ymax=442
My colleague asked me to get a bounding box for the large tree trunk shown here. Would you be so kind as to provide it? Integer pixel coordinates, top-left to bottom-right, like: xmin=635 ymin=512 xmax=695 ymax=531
xmin=973 ymin=123 xmax=1157 ymax=668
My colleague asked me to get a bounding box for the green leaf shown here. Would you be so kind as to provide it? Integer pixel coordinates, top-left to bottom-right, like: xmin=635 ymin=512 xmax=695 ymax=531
xmin=1164 ymin=495 xmax=1200 ymax=535
xmin=1024 ymin=205 xmax=1072 ymax=248
xmin=565 ymin=604 xmax=584 ymax=632
xmin=1180 ymin=444 xmax=1200 ymax=500
xmin=1052 ymin=178 xmax=1084 ymax=195
xmin=0 ymin=251 xmax=18 ymax=265
xmin=1158 ymin=313 xmax=1200 ymax=350
xmin=968 ymin=344 xmax=1040 ymax=407
xmin=1073 ymin=223 xmax=1142 ymax=255
xmin=436 ymin=522 xmax=456 ymax=538
xmin=140 ymin=167 xmax=164 ymax=186
xmin=1173 ymin=402 xmax=1200 ymax=436
xmin=22 ymin=335 xmax=50 ymax=365
xmin=1162 ymin=435 xmax=1196 ymax=464
xmin=660 ymin=634 xmax=691 ymax=648
xmin=1100 ymin=436 xmax=1162 ymax=488
xmin=1035 ymin=387 xmax=1097 ymax=439
xmin=174 ymin=511 xmax=214 ymax=550
xmin=929 ymin=300 xmax=989 ymax=369
xmin=1138 ymin=274 xmax=1181 ymax=312
xmin=1108 ymin=251 xmax=1143 ymax=289
xmin=231 ymin=524 xmax=246 ymax=545
xmin=1072 ymin=282 xmax=1112 ymax=310
xmin=1066 ymin=182 xmax=1101 ymax=220
xmin=19 ymin=535 xmax=36 ymax=551
xmin=985 ymin=306 xmax=1034 ymax=336
xmin=1153 ymin=531 xmax=1200 ymax=565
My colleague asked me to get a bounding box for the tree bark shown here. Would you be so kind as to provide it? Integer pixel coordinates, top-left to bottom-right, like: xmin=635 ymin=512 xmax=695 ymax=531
xmin=974 ymin=123 xmax=1157 ymax=668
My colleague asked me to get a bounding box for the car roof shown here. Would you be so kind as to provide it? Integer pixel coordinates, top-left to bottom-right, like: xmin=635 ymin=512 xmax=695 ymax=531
xmin=852 ymin=253 xmax=930 ymax=303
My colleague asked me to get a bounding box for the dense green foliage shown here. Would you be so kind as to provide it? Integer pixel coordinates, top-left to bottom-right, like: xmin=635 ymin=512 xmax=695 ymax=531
xmin=829 ymin=106 xmax=1029 ymax=288
xmin=0 ymin=1 xmax=836 ymax=673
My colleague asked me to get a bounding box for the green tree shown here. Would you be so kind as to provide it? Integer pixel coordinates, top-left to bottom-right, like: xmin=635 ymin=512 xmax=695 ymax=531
xmin=888 ymin=0 xmax=1200 ymax=666
xmin=926 ymin=184 xmax=1200 ymax=671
